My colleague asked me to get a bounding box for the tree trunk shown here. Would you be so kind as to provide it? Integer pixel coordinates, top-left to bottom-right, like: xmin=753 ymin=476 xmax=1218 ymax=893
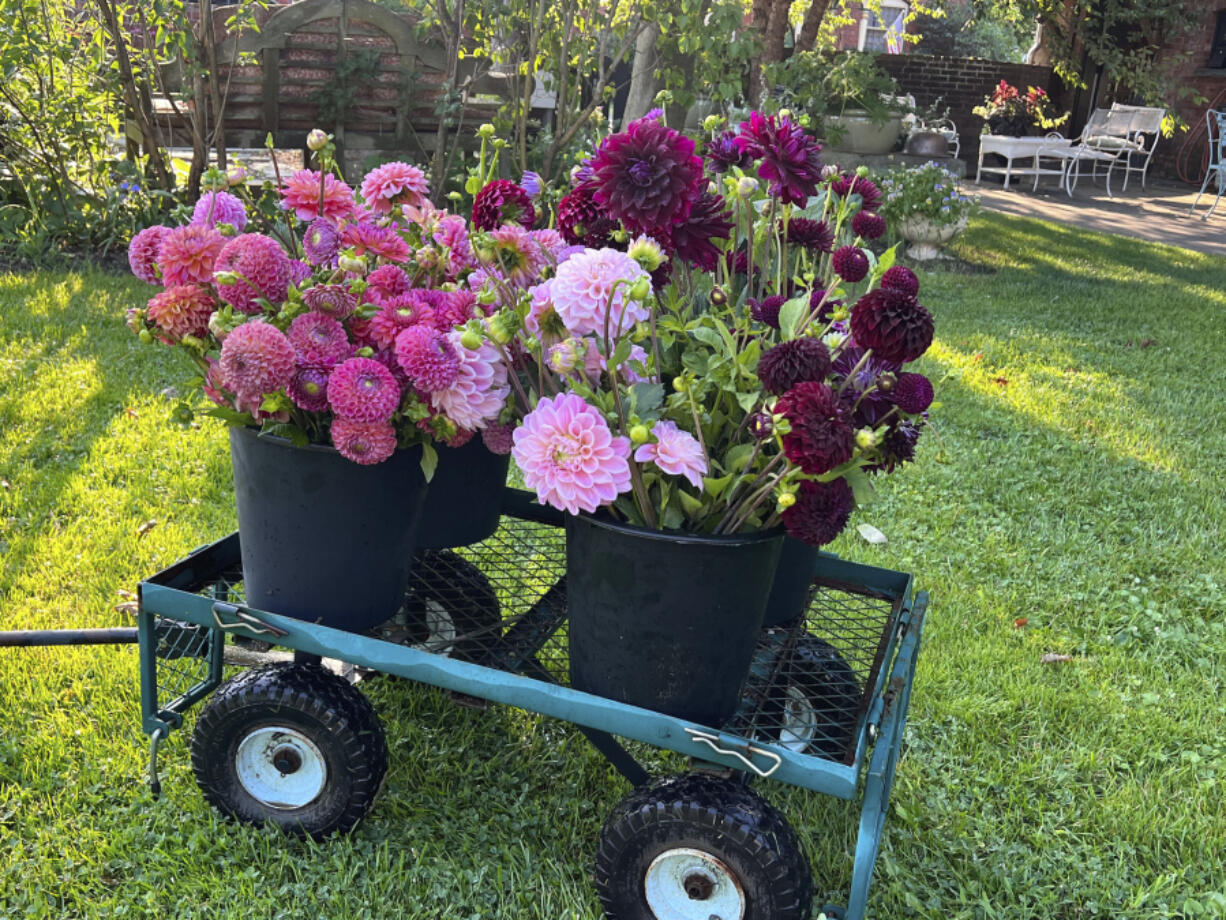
xmin=796 ymin=0 xmax=833 ymax=53
xmin=757 ymin=0 xmax=792 ymax=104
xmin=431 ymin=0 xmax=463 ymax=195
xmin=746 ymin=0 xmax=772 ymax=105
xmin=201 ymin=0 xmax=227 ymax=169
xmin=621 ymin=20 xmax=660 ymax=129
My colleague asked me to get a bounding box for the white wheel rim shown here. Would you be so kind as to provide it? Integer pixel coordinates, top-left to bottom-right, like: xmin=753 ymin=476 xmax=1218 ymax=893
xmin=234 ymin=725 xmax=327 ymax=809
xmin=777 ymin=684 xmax=819 ymax=752
xmin=415 ymin=600 xmax=457 ymax=653
xmin=644 ymin=847 xmax=745 ymax=920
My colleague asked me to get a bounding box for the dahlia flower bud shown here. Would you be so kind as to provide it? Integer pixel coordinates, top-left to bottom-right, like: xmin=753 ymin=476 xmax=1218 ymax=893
xmin=477 ymin=123 xmax=495 ymax=139
xmin=702 ymin=114 xmax=725 ymax=132
xmin=855 ymin=427 xmax=878 ymax=449
xmin=856 ymin=165 xmax=870 ymax=178
xmin=214 ymin=271 xmax=240 ymax=286
xmin=710 ymin=287 xmax=727 ymax=306
xmin=629 ymin=424 xmax=649 ymax=445
xmin=821 ymin=164 xmax=840 ymax=181
xmin=307 ymin=129 xmax=329 ymax=151
xmin=180 ymin=334 xmax=207 ymax=352
xmin=486 ymin=313 xmax=513 ymax=345
xmin=138 ymin=329 xmax=154 ymax=345
xmin=628 ymin=276 xmax=652 ymax=302
xmin=547 ymin=339 xmax=582 ymax=374
xmin=627 ymin=236 xmax=666 ymax=272
xmin=876 ymin=372 xmax=898 ymax=393
xmin=475 ymin=286 xmax=498 ymax=306
xmin=216 ymin=222 xmax=238 ymax=238
xmin=355 ymin=346 xmax=375 ymax=358
xmin=226 ymin=167 xmax=247 ymax=187
xmin=778 ymin=108 xmax=793 ymax=120
xmin=338 ymin=254 xmax=366 ymax=275
xmin=460 ymin=328 xmax=483 ymax=350
xmin=737 ymin=176 xmax=759 ymax=198
xmin=776 ymin=491 xmax=796 ymax=512
xmin=673 ymin=375 xmax=688 ymax=392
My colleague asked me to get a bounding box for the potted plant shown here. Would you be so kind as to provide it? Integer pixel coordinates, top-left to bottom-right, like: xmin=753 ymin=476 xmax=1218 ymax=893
xmin=460 ymin=113 xmax=937 ymax=726
xmin=124 ymin=131 xmax=522 ymax=630
xmin=972 ymin=80 xmax=1067 ymax=137
xmin=878 ymin=161 xmax=978 ymax=260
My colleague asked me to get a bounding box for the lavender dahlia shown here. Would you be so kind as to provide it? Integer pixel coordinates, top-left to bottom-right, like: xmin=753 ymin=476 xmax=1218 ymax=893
xmin=191 ymin=191 xmax=247 ymax=232
xmin=302 ymin=219 xmax=339 ymax=266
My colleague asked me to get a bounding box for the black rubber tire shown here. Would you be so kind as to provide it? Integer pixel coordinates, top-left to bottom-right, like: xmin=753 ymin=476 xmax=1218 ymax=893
xmin=767 ymin=634 xmax=861 ymax=759
xmin=401 ymin=549 xmax=501 ymax=663
xmin=190 ymin=662 xmax=388 ymax=839
xmin=593 ymin=773 xmax=813 ymax=920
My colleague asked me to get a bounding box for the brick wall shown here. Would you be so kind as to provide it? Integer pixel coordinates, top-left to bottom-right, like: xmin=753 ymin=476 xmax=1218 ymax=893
xmin=1148 ymin=6 xmax=1226 ymax=183
xmin=874 ymin=53 xmax=1055 ymax=168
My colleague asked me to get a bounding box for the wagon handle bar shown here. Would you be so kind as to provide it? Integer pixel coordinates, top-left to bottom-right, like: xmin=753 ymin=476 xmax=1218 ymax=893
xmin=211 ymin=602 xmax=289 ymax=639
xmin=684 ymin=728 xmax=783 ymax=778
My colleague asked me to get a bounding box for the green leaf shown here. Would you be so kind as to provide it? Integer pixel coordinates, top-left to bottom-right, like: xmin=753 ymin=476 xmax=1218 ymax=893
xmin=631 ymin=382 xmax=664 ymax=415
xmin=609 ymin=336 xmax=633 ymax=368
xmin=842 ymin=467 xmax=876 ymax=506
xmin=420 ymin=442 xmax=438 ymax=482
xmin=201 ymin=406 xmax=254 ymax=427
xmin=734 ymin=390 xmax=759 ymax=412
xmin=661 ymin=504 xmax=685 ymax=530
xmin=691 ymin=326 xmax=723 ymax=350
xmin=677 ymin=489 xmax=704 ymax=517
xmin=724 ymin=443 xmax=756 ymax=473
xmin=876 ymin=244 xmax=898 ymax=275
xmin=681 ymin=348 xmax=709 ymax=375
xmin=260 ymin=423 xmax=309 ymax=448
xmin=701 ymin=473 xmax=733 ymax=499
xmin=778 ymin=295 xmax=808 ymax=339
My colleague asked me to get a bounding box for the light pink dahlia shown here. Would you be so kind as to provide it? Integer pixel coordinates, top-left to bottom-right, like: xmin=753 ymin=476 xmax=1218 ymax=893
xmin=394 ymin=324 xmax=460 ymax=393
xmin=331 ymin=416 xmax=397 ymax=465
xmin=128 ymin=225 xmax=170 ymax=284
xmin=529 ymin=228 xmax=569 ymax=263
xmin=279 ymin=169 xmax=356 ymax=223
xmin=191 ymin=191 xmax=248 ymax=232
xmin=360 ymin=162 xmax=429 ymax=214
xmin=428 ymin=333 xmax=509 ymax=431
xmin=158 ymin=224 xmax=227 ymax=287
xmin=288 ymin=364 xmax=331 ymax=412
xmin=146 ymin=284 xmax=215 ymax=343
xmin=218 ymin=321 xmax=295 ymax=399
xmin=512 ymin=393 xmax=632 ymax=515
xmin=524 ymin=280 xmax=567 ymax=344
xmin=328 ymin=356 xmax=401 ymax=422
xmin=343 ymin=222 xmax=411 ymax=262
xmin=550 ymin=247 xmax=650 ymax=337
xmin=633 ymin=420 xmax=707 ymax=489
xmin=288 ymin=312 xmax=352 ymax=366
xmin=213 ymin=233 xmax=292 ymax=313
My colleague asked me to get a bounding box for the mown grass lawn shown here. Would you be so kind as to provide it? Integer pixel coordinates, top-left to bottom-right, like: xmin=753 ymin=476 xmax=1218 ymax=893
xmin=1 ymin=211 xmax=1224 ymax=919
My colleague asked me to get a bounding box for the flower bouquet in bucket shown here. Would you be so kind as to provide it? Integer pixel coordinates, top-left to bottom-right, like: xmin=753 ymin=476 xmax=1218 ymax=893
xmin=460 ymin=111 xmax=937 ymax=724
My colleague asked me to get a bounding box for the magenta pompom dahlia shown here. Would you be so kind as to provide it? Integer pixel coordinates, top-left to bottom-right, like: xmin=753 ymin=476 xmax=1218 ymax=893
xmin=191 ymin=191 xmax=247 ymax=231
xmin=590 ymin=119 xmax=703 ymax=234
xmin=128 ymin=225 xmax=170 ymax=284
xmin=481 ymin=422 xmax=515 ymax=456
xmin=669 ymin=191 xmax=733 ymax=272
xmin=757 ymin=337 xmax=833 ymax=395
xmin=776 ymin=380 xmax=855 ymax=475
xmin=428 ymin=334 xmax=509 ymax=431
xmin=433 ymin=214 xmax=474 ymax=279
xmin=472 ymin=179 xmax=536 ymax=231
xmin=288 ymin=312 xmax=352 ymax=366
xmin=550 ymin=248 xmax=650 ymax=337
xmin=892 ymin=372 xmax=934 ymax=414
xmin=366 ymin=265 xmax=412 ymax=302
xmin=557 ymin=182 xmax=617 ymax=248
xmin=735 ymin=112 xmax=823 ymax=205
xmin=786 ymin=218 xmax=834 ymax=254
xmin=851 ymin=211 xmax=886 ymax=240
xmin=328 ymin=356 xmax=401 ymax=422
xmin=832 ymin=245 xmax=869 ymax=283
xmin=218 ymin=321 xmax=295 ymax=399
xmin=213 ymin=233 xmax=292 ymax=313
xmin=782 ymin=478 xmax=854 ymax=547
xmin=331 ymin=416 xmax=398 ymax=465
xmin=279 ymin=170 xmax=356 ymax=223
xmin=146 ymin=285 xmax=215 ymax=343
xmin=880 ymin=265 xmax=919 ymax=297
xmin=158 ymin=224 xmax=227 ymax=287
xmin=394 ymin=324 xmax=460 ymax=393
xmin=360 ymin=161 xmax=429 ymax=214
xmin=849 ymin=288 xmax=934 ymax=365
xmin=369 ymin=292 xmax=436 ymax=349
xmin=431 ymin=290 xmax=480 ymax=329
xmin=288 ymin=364 xmax=331 ymax=412
xmin=303 ymin=219 xmax=339 ymax=265
xmin=301 ymin=284 xmax=357 ymax=320
xmin=512 ymin=393 xmax=632 ymax=515
xmin=633 ymin=420 xmax=708 ymax=489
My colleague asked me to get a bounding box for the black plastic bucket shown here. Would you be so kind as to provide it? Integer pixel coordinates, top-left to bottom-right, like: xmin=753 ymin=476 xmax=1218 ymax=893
xmin=566 ymin=514 xmax=784 ymax=727
xmin=761 ymin=536 xmax=822 ymax=628
xmin=229 ymin=426 xmax=428 ymax=631
xmin=416 ymin=438 xmax=511 ymax=549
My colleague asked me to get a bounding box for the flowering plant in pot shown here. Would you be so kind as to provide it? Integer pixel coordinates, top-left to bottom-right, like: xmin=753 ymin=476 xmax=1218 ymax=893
xmin=878 ymin=161 xmax=978 ymax=260
xmin=461 ymin=111 xmax=937 ymax=724
xmin=972 ymin=80 xmax=1067 ymax=136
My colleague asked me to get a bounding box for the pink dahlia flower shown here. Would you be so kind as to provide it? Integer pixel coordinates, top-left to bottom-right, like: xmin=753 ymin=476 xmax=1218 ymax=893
xmin=394 ymin=324 xmax=460 ymax=393
xmin=433 ymin=214 xmax=474 ymax=280
xmin=369 ymin=292 xmax=436 ymax=349
xmin=279 ymin=169 xmax=356 ymax=223
xmin=146 ymin=284 xmax=215 ymax=343
xmin=633 ymin=420 xmax=707 ymax=489
xmin=512 ymin=393 xmax=632 ymax=515
xmin=525 ymin=280 xmax=567 ymax=344
xmin=158 ymin=224 xmax=227 ymax=287
xmin=328 ymin=356 xmax=401 ymax=422
xmin=342 ymin=222 xmax=411 ymax=262
xmin=551 ymin=248 xmax=650 ymax=337
xmin=430 ymin=290 xmax=480 ymax=330
xmin=360 ymin=162 xmax=429 ymax=214
xmin=529 ymin=228 xmax=568 ymax=263
xmin=331 ymin=416 xmax=397 ymax=465
xmin=288 ymin=312 xmax=352 ymax=366
xmin=213 ymin=233 xmax=292 ymax=313
xmin=301 ymin=284 xmax=357 ymax=320
xmin=584 ymin=339 xmax=649 ymax=384
xmin=288 ymin=259 xmax=312 ymax=287
xmin=481 ymin=422 xmax=515 ymax=456
xmin=428 ymin=333 xmax=509 ymax=431
xmin=128 ymin=225 xmax=170 ymax=284
xmin=366 ymin=264 xmax=411 ymax=302
xmin=288 ymin=364 xmax=331 ymax=412
xmin=303 ymin=219 xmax=339 ymax=265
xmin=218 ymin=321 xmax=295 ymax=400
xmin=191 ymin=191 xmax=248 ymax=232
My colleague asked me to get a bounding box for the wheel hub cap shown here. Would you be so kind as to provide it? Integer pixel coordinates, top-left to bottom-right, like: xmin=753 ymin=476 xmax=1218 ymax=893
xmin=644 ymin=847 xmax=745 ymax=920
xmin=778 ymin=684 xmax=820 ymax=752
xmin=235 ymin=726 xmax=327 ymax=809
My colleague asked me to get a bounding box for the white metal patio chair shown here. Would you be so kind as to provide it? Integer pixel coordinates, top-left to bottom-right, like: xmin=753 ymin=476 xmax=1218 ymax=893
xmin=1189 ymin=108 xmax=1226 ymax=220
xmin=1083 ymin=103 xmax=1166 ymax=191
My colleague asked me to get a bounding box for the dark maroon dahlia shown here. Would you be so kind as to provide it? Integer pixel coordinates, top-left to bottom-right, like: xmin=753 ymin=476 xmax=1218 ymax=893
xmin=557 ymin=182 xmax=617 ymax=248
xmin=832 ymin=246 xmax=869 ymax=283
xmin=871 ymin=420 xmax=922 ymax=473
xmin=750 ymin=294 xmax=787 ymax=329
xmin=757 ymin=337 xmax=833 ymax=395
xmin=829 ymin=174 xmax=883 ymax=212
xmin=735 ymin=112 xmax=823 ymax=206
xmin=851 ymin=211 xmax=886 ymax=240
xmin=892 ymin=372 xmax=934 ymax=414
xmin=670 ymin=190 xmax=734 ymax=272
xmin=786 ymin=217 xmax=835 ymax=254
xmin=850 ymin=288 xmax=934 ymax=365
xmin=704 ymin=131 xmax=754 ymax=173
xmin=472 ymin=180 xmax=535 ymax=231
xmin=782 ymin=478 xmax=855 ymax=547
xmin=809 ymin=289 xmax=844 ymax=323
xmin=590 ymin=119 xmax=703 ymax=234
xmin=880 ymin=265 xmax=920 ymax=296
xmin=776 ymin=380 xmax=855 ymax=475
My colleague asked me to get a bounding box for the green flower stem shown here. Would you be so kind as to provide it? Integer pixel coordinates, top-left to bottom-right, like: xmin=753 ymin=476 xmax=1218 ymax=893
xmin=685 ymin=385 xmax=709 ymax=469
xmin=493 ymin=341 xmax=533 ymax=415
xmin=264 ymin=141 xmax=300 ymax=259
xmin=603 ymin=281 xmax=656 ymax=529
xmin=715 ymin=450 xmax=786 ymax=533
xmin=720 ymin=464 xmax=789 ymax=535
xmin=836 ymin=348 xmax=874 ymax=397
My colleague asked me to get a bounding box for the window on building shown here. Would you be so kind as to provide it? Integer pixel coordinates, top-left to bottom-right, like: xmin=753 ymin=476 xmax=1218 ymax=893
xmin=1209 ymin=10 xmax=1226 ymax=68
xmin=860 ymin=1 xmax=909 ymax=53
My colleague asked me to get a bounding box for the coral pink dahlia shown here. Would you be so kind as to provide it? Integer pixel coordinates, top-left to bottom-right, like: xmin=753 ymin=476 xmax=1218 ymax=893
xmin=512 ymin=393 xmax=632 ymax=515
xmin=213 ymin=233 xmax=292 ymax=313
xmin=218 ymin=321 xmax=295 ymax=399
xmin=128 ymin=225 xmax=170 ymax=284
xmin=550 ymin=248 xmax=650 ymax=337
xmin=590 ymin=119 xmax=703 ymax=234
xmin=146 ymin=285 xmax=215 ymax=343
xmin=360 ymin=162 xmax=429 ymax=214
xmin=328 ymin=356 xmax=402 ymax=422
xmin=279 ymin=169 xmax=356 ymax=223
xmin=158 ymin=224 xmax=227 ymax=287
xmin=633 ymin=420 xmax=707 ymax=489
xmin=342 ymin=222 xmax=411 ymax=262
xmin=331 ymin=416 xmax=398 ymax=465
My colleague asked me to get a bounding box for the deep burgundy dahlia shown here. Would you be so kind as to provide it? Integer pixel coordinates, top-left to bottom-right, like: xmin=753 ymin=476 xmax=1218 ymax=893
xmin=557 ymin=182 xmax=617 ymax=248
xmin=830 ymin=174 xmax=883 ymax=212
xmin=892 ymin=372 xmax=934 ymax=414
xmin=472 ymin=180 xmax=536 ymax=231
xmin=669 ymin=191 xmax=733 ymax=272
xmin=880 ymin=265 xmax=919 ymax=297
xmin=832 ymin=246 xmax=869 ymax=283
xmin=809 ymin=289 xmax=844 ymax=324
xmin=870 ymin=419 xmax=922 ymax=473
xmin=786 ymin=218 xmax=834 ymax=253
xmin=849 ymin=288 xmax=934 ymax=365
xmin=750 ymin=294 xmax=786 ymax=329
xmin=776 ymin=380 xmax=855 ymax=475
xmin=851 ymin=211 xmax=886 ymax=240
xmin=704 ymin=131 xmax=753 ymax=173
xmin=735 ymin=112 xmax=822 ymax=205
xmin=591 ymin=119 xmax=704 ymax=233
xmin=782 ymin=478 xmax=855 ymax=547
xmin=757 ymin=337 xmax=833 ymax=395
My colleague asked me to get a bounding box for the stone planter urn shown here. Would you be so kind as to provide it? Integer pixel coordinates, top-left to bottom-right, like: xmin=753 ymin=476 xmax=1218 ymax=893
xmin=825 ymin=110 xmax=904 ymax=155
xmin=898 ymin=214 xmax=969 ymax=261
